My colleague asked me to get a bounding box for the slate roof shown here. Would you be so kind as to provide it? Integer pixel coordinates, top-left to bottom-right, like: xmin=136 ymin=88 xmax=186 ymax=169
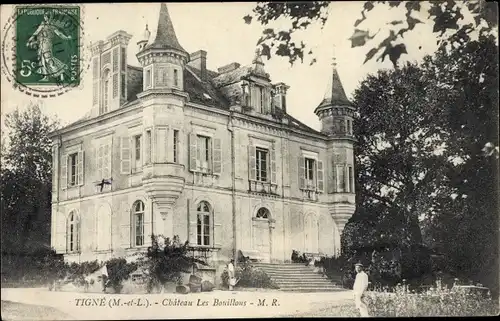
xmin=142 ymin=3 xmax=187 ymax=54
xmin=316 ymin=65 xmax=353 ymax=110
xmin=59 ymin=3 xmax=326 ymax=137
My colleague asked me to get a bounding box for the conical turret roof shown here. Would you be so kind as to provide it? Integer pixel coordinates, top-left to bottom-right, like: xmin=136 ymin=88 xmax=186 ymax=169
xmin=145 ymin=3 xmax=187 ymax=53
xmin=316 ymin=53 xmax=353 ymax=112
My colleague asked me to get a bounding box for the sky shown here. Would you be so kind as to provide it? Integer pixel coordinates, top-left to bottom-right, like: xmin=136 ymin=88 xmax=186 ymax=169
xmin=0 ymin=2 xmax=445 ymax=132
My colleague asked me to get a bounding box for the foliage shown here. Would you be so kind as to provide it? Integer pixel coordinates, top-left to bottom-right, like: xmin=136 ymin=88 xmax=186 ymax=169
xmin=246 ymin=1 xmax=497 ymax=66
xmin=1 ymin=247 xmax=66 ymax=286
xmin=365 ymin=283 xmax=499 ymax=316
xmin=66 ymin=260 xmax=100 ymax=287
xmin=104 ymin=258 xmax=138 ymax=293
xmin=0 ymin=104 xmax=59 ymax=253
xmin=341 ymin=35 xmax=498 ymax=296
xmin=138 ymin=234 xmax=207 ymax=293
xmin=221 ymin=262 xmax=279 ymax=289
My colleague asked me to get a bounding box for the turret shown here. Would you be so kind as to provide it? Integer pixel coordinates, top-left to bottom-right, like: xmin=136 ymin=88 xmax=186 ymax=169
xmin=314 ymin=50 xmax=355 ymax=137
xmin=136 ymin=3 xmax=189 ymax=93
xmin=137 ymin=24 xmax=150 ymax=52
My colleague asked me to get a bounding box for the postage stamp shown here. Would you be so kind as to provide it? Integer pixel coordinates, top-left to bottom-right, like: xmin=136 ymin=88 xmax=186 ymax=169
xmin=16 ymin=6 xmax=80 ymax=86
xmin=1 ymin=5 xmax=85 ymax=97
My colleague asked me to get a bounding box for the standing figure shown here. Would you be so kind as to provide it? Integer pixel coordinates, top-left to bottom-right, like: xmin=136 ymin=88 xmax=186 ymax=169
xmin=353 ymin=262 xmax=370 ymax=317
xmin=227 ymin=259 xmax=235 ymax=291
xmin=26 ymin=11 xmax=72 ymax=81
xmin=100 ymin=264 xmax=109 ymax=293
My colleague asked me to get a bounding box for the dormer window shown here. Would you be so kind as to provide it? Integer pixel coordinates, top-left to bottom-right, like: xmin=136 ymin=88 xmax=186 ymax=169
xmin=252 ymin=85 xmax=268 ymax=114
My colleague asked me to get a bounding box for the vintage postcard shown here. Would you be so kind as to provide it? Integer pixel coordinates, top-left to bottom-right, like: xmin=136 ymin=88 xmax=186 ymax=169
xmin=1 ymin=2 xmax=498 ymax=320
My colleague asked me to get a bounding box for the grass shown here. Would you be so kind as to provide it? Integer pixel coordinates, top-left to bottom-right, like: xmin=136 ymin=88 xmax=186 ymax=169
xmin=1 ymin=300 xmax=73 ymax=320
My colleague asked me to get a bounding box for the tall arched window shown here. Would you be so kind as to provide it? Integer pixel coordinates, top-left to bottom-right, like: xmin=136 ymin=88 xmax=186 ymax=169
xmin=132 ymin=201 xmax=145 ymax=247
xmin=197 ymin=201 xmax=212 ymax=246
xmin=67 ymin=211 xmax=80 ymax=253
xmin=101 ymin=69 xmax=112 ymax=114
xmin=256 ymin=207 xmax=270 ymax=219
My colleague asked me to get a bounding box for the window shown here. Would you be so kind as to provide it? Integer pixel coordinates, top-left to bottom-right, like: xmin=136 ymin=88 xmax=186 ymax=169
xmin=174 ymin=69 xmax=179 ymax=87
xmin=256 ymin=148 xmax=268 ymax=182
xmin=134 ymin=135 xmax=141 ymax=161
xmin=346 ymin=119 xmax=353 ymax=135
xmin=145 ymin=69 xmax=151 ymax=88
xmin=189 ymin=133 xmax=222 ymax=175
xmin=173 ymin=130 xmax=179 ymax=163
xmin=67 ymin=211 xmax=79 ymax=253
xmin=196 ymin=201 xmax=211 ymax=246
xmin=259 ymin=87 xmax=265 ymax=113
xmin=96 ymin=141 xmax=110 ymax=179
xmin=146 ymin=130 xmax=152 ymax=164
xmin=198 ymin=135 xmax=211 ymax=172
xmin=336 ymin=165 xmax=345 ymax=192
xmin=256 ymin=207 xmax=270 ymax=219
xmin=69 ymin=153 xmax=78 ymax=186
xmin=132 ymin=201 xmax=145 ymax=247
xmin=348 ymin=166 xmax=354 ymax=193
xmin=305 ymin=158 xmax=316 ymax=188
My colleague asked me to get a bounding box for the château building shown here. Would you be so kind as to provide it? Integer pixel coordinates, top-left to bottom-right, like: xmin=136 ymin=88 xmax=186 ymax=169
xmin=50 ymin=3 xmax=356 ymax=282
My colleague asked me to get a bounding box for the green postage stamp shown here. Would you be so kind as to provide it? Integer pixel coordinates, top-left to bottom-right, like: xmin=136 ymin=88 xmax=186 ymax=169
xmin=14 ymin=6 xmax=81 ymax=89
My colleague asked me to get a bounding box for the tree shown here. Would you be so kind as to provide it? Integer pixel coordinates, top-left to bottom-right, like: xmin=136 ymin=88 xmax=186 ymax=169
xmin=0 ymin=104 xmax=59 ymax=253
xmin=342 ymin=35 xmax=498 ymax=293
xmin=245 ymin=1 xmax=497 ymax=66
xmin=419 ymin=35 xmax=499 ymax=295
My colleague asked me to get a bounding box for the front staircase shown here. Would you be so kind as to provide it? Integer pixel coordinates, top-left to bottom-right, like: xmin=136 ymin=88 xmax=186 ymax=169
xmin=253 ymin=263 xmax=344 ymax=292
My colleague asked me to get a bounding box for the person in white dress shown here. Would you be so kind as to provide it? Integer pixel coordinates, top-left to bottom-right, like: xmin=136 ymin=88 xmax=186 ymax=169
xmin=227 ymin=259 xmax=235 ymax=291
xmin=353 ymin=262 xmax=370 ymax=317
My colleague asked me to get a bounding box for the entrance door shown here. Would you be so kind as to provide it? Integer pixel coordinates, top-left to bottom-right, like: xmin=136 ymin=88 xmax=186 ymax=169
xmin=253 ymin=207 xmax=271 ymax=262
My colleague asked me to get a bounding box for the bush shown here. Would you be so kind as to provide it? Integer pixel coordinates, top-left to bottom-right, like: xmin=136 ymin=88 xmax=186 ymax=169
xmin=365 ymin=283 xmax=498 ymax=317
xmin=105 ymin=258 xmax=137 ymax=293
xmin=221 ymin=262 xmax=279 ymax=289
xmin=138 ymin=234 xmax=207 ymax=293
xmin=66 ymin=260 xmax=100 ymax=286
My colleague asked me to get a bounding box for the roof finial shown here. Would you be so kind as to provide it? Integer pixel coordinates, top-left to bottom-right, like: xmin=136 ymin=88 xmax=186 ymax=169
xmin=332 ymin=44 xmax=337 ymax=68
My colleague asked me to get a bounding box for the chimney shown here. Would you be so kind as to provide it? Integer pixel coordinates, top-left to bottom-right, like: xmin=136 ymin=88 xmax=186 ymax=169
xmin=217 ymin=62 xmax=241 ymax=74
xmin=188 ymin=50 xmax=207 ymax=80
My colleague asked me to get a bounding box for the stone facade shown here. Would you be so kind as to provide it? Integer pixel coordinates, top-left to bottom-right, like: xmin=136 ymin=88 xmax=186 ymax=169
xmin=50 ymin=3 xmax=356 ymax=284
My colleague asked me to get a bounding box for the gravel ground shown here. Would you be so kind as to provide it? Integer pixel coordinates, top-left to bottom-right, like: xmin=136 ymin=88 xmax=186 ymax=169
xmin=2 ymin=287 xmax=357 ymax=319
xmin=1 ymin=300 xmax=74 ymax=320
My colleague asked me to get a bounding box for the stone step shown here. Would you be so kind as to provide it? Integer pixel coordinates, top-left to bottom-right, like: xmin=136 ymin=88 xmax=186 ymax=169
xmin=280 ymin=287 xmax=344 ymax=292
xmin=266 ymin=274 xmax=329 ymax=279
xmin=274 ymin=281 xmax=335 ymax=287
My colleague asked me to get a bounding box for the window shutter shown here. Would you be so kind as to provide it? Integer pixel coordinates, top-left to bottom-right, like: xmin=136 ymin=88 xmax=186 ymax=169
xmin=248 ymin=145 xmax=256 ymax=180
xmin=317 ymin=160 xmax=324 ymax=192
xmin=120 ymin=205 xmax=131 ymax=248
xmin=104 ymin=142 xmax=112 ymax=178
xmin=189 ymin=133 xmax=198 ymax=171
xmin=213 ymin=138 xmax=222 ymax=175
xmin=55 ymin=212 xmax=66 ymax=253
xmin=188 ymin=200 xmax=197 ymax=245
xmin=120 ymin=137 xmax=130 ymax=174
xmin=76 ymin=216 xmax=81 ymax=252
xmin=213 ymin=213 xmax=222 ymax=247
xmin=61 ymin=154 xmax=68 ymax=190
xmin=270 ymin=148 xmax=277 ymax=184
xmin=77 ymin=151 xmax=84 ymax=186
xmin=299 ymin=156 xmax=306 ymax=189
